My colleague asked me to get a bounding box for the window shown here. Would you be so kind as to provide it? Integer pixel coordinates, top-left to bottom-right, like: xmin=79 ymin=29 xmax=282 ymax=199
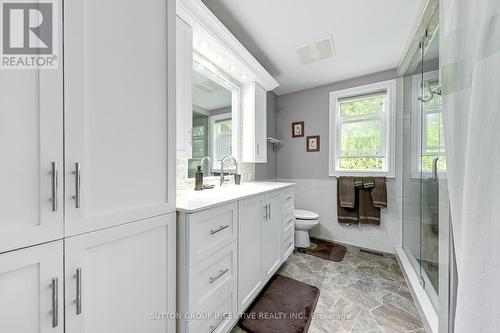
xmin=209 ymin=113 xmax=235 ymax=173
xmin=329 ymin=80 xmax=396 ymax=177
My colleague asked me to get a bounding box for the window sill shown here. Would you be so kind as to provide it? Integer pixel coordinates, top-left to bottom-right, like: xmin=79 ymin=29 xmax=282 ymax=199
xmin=329 ymin=171 xmax=395 ymax=179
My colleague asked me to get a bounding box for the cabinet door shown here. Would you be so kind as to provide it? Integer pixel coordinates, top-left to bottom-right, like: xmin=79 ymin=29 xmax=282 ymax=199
xmin=238 ymin=195 xmax=265 ymax=313
xmin=242 ymin=82 xmax=267 ymax=163
xmin=0 ymin=241 xmax=64 ymax=333
xmin=176 ymin=17 xmax=193 ymax=159
xmin=0 ymin=0 xmax=63 ymax=253
xmin=64 ymin=0 xmax=176 ymax=236
xmin=262 ymin=191 xmax=282 ymax=280
xmin=65 ymin=214 xmax=176 ymax=333
xmin=254 ymin=83 xmax=267 ymax=163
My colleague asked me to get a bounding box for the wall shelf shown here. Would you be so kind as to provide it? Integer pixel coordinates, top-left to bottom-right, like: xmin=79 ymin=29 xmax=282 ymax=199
xmin=267 ymin=137 xmax=283 ymax=151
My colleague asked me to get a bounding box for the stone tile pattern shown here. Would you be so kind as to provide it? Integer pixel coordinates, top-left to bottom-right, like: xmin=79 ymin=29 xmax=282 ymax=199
xmin=231 ymin=245 xmax=425 ymax=333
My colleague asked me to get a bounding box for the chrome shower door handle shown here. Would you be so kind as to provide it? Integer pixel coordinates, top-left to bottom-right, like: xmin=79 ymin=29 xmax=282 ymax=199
xmin=50 ymin=162 xmax=58 ymax=212
xmin=72 ymin=162 xmax=81 ymax=208
xmin=51 ymin=277 xmax=58 ymax=327
xmin=432 ymin=157 xmax=439 ymax=180
xmin=75 ymin=267 xmax=82 ymax=315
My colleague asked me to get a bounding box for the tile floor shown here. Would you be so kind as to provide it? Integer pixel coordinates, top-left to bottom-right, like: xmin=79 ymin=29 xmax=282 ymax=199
xmin=231 ymin=245 xmax=425 ymax=333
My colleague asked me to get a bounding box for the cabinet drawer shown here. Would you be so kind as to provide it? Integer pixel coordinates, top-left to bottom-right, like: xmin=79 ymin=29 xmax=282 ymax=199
xmin=188 ymin=203 xmax=237 ymax=265
xmin=282 ymin=228 xmax=294 ymax=260
xmin=187 ymin=286 xmax=236 ymax=333
xmin=189 ymin=242 xmax=237 ymax=314
xmin=283 ymin=211 xmax=295 ymax=232
xmin=282 ymin=189 xmax=294 ymax=212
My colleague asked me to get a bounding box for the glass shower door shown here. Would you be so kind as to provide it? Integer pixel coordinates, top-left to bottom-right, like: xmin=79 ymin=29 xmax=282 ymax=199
xmin=402 ymin=6 xmax=443 ymax=309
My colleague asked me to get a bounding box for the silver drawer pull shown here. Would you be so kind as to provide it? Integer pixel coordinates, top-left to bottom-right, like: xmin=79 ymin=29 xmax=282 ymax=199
xmin=209 ymin=314 xmax=228 ymax=333
xmin=51 ymin=277 xmax=58 ymax=327
xmin=287 ymin=241 xmax=293 ymax=248
xmin=75 ymin=268 xmax=82 ymax=315
xmin=72 ymin=162 xmax=81 ymax=209
xmin=209 ymin=269 xmax=229 ymax=284
xmin=50 ymin=162 xmax=58 ymax=212
xmin=287 ymin=218 xmax=294 ymax=224
xmin=210 ymin=225 xmax=229 ymax=235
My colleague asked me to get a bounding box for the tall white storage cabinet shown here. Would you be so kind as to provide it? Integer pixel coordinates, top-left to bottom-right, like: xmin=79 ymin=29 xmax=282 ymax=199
xmin=0 ymin=0 xmax=64 ymax=254
xmin=64 ymin=0 xmax=175 ymax=236
xmin=242 ymin=82 xmax=267 ymax=163
xmin=176 ymin=17 xmax=193 ymax=159
xmin=0 ymin=0 xmax=177 ymax=332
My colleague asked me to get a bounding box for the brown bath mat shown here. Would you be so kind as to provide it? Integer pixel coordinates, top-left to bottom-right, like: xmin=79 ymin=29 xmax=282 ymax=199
xmin=240 ymin=275 xmax=320 ymax=333
xmin=297 ymin=238 xmax=347 ymax=262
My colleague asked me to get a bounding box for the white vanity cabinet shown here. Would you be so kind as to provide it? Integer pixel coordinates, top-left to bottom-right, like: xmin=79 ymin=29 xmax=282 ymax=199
xmin=177 ymin=184 xmax=294 ymax=333
xmin=242 ymin=82 xmax=268 ymax=163
xmin=238 ymin=190 xmax=285 ymax=312
xmin=176 ymin=17 xmax=193 ymax=159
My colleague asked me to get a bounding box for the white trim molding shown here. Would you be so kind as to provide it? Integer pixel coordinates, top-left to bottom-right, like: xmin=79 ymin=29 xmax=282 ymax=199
xmin=176 ymin=0 xmax=279 ymax=91
xmin=329 ymin=79 xmax=397 ymax=178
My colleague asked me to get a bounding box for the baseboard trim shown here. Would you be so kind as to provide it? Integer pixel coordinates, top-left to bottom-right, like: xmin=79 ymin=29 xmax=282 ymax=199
xmin=395 ymin=247 xmax=438 ymax=333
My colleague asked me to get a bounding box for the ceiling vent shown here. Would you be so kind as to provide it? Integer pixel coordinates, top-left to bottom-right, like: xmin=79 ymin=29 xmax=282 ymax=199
xmin=194 ymin=80 xmax=224 ymax=94
xmin=297 ymin=36 xmax=335 ymax=65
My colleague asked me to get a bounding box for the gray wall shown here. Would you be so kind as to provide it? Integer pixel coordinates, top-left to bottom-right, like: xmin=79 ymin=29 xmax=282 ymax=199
xmin=276 ymin=69 xmax=397 ymax=179
xmin=255 ymin=92 xmax=278 ymax=180
xmin=275 ymin=70 xmax=403 ymax=253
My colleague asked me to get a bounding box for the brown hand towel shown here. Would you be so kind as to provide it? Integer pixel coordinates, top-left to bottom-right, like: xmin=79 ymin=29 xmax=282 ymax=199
xmin=371 ymin=177 xmax=387 ymax=208
xmin=337 ymin=181 xmax=359 ymax=224
xmin=362 ymin=177 xmax=375 ymax=189
xmin=354 ymin=177 xmax=363 ymax=188
xmin=338 ymin=177 xmax=355 ymax=208
xmin=359 ymin=188 xmax=381 ymax=225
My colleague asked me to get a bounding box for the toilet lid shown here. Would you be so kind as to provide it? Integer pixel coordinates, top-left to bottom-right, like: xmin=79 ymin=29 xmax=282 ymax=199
xmin=294 ymin=209 xmax=319 ymax=220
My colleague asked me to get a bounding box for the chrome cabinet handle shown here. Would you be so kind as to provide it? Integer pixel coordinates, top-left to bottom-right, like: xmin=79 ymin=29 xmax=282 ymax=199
xmin=287 ymin=241 xmax=293 ymax=248
xmin=268 ymin=203 xmax=271 ymax=220
xmin=50 ymin=162 xmax=58 ymax=212
xmin=75 ymin=268 xmax=82 ymax=315
xmin=209 ymin=268 xmax=229 ymax=284
xmin=209 ymin=314 xmax=228 ymax=333
xmin=263 ymin=204 xmax=268 ymax=220
xmin=287 ymin=217 xmax=294 ymax=225
xmin=210 ymin=225 xmax=229 ymax=235
xmin=51 ymin=277 xmax=58 ymax=327
xmin=72 ymin=162 xmax=81 ymax=208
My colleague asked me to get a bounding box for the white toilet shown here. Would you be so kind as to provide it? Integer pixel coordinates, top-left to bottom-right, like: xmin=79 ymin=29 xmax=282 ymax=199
xmin=294 ymin=209 xmax=320 ymax=248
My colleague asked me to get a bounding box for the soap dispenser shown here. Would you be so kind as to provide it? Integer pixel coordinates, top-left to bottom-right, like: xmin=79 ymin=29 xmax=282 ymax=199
xmin=194 ymin=165 xmax=204 ymax=191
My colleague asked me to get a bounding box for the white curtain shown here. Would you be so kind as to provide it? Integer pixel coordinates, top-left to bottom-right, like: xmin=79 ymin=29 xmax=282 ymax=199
xmin=441 ymin=0 xmax=500 ymax=332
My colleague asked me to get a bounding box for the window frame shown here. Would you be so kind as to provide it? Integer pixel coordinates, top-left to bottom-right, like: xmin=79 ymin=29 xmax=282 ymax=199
xmin=329 ymin=79 xmax=396 ymax=178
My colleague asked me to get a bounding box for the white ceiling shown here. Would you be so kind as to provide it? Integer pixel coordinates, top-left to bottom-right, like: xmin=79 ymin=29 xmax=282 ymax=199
xmin=201 ymin=0 xmax=425 ymax=95
xmin=193 ymin=70 xmax=232 ymax=111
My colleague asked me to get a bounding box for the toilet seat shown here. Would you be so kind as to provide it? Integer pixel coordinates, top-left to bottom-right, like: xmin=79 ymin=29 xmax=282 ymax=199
xmin=294 ymin=209 xmax=319 ymax=220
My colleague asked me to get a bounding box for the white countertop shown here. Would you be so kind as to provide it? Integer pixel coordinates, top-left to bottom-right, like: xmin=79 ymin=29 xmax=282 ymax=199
xmin=176 ymin=181 xmax=295 ymax=213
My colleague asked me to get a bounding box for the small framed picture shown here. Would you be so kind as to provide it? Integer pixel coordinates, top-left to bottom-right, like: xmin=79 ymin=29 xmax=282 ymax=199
xmin=306 ymin=135 xmax=320 ymax=152
xmin=292 ymin=121 xmax=304 ymax=138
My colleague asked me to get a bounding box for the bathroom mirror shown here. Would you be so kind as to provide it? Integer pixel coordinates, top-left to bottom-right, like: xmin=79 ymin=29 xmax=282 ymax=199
xmin=188 ymin=61 xmax=239 ymax=178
